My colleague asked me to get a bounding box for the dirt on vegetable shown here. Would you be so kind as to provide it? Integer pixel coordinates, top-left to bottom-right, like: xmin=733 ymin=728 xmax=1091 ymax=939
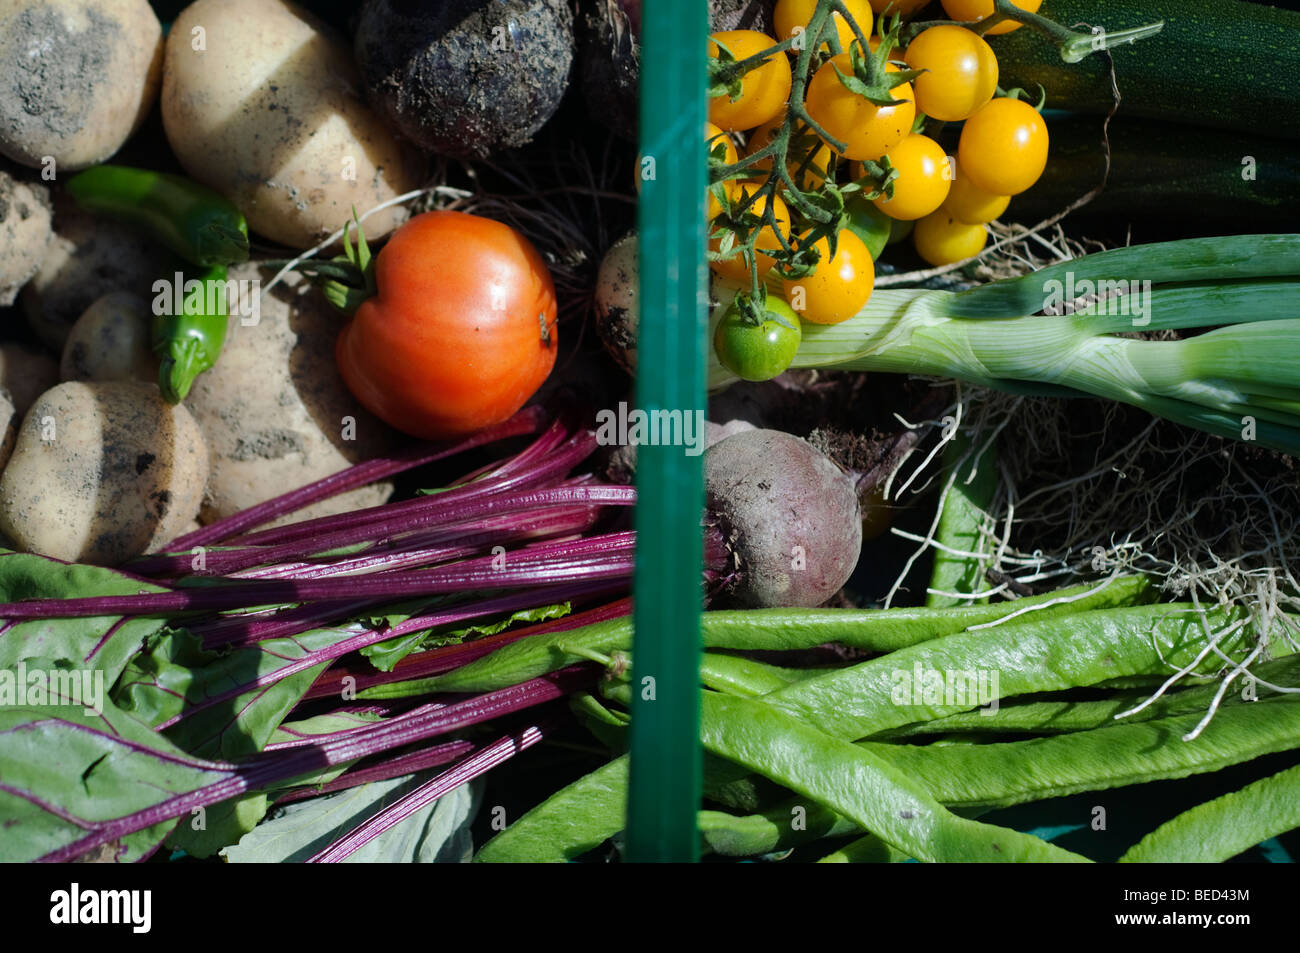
xmin=355 ymin=0 xmax=574 ymax=159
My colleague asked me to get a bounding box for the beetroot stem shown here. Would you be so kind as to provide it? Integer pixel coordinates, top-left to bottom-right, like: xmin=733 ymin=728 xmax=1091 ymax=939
xmin=166 ymin=406 xmax=549 ymax=551
xmin=130 ymin=431 xmax=605 ymax=578
xmin=37 ymin=667 xmax=593 ymax=863
xmin=307 ymin=721 xmax=553 ymax=862
xmin=271 ymin=738 xmax=479 ymax=803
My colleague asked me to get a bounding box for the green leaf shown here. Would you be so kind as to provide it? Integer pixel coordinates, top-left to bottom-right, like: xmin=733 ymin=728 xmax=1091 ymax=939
xmin=223 ymin=774 xmax=480 ymax=863
xmin=0 ymin=550 xmax=171 ymax=686
xmin=360 ymin=602 xmax=572 ymax=672
xmin=831 ymin=61 xmax=909 ymax=108
xmin=269 ymin=710 xmax=386 ymax=745
xmin=0 ymin=692 xmax=231 ymax=862
xmin=166 ymin=793 xmax=269 ymax=859
xmin=112 ymin=622 xmax=363 ymax=759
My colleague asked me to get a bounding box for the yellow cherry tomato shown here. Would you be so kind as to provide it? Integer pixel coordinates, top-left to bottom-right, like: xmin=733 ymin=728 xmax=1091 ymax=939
xmin=781 ymin=229 xmax=875 ymax=325
xmin=805 ymin=58 xmax=915 ymax=161
xmin=939 ymin=0 xmax=1042 ymax=35
xmin=708 ymin=31 xmax=793 ymax=131
xmin=903 ymin=25 xmax=999 ymax=122
xmin=913 ymin=209 xmax=988 ymax=266
xmin=873 ymin=134 xmax=952 ymax=221
xmin=710 ymin=184 xmax=791 ymax=280
xmin=774 ymin=0 xmax=875 ymax=53
xmin=746 ymin=115 xmax=835 ymax=190
xmin=956 ymin=96 xmax=1049 ymax=195
xmin=943 ymin=170 xmax=1010 ymax=224
xmin=705 ymin=121 xmax=740 ymax=166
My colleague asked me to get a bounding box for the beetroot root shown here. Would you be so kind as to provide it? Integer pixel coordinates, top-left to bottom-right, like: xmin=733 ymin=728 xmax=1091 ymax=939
xmin=705 ymin=428 xmax=862 ymax=607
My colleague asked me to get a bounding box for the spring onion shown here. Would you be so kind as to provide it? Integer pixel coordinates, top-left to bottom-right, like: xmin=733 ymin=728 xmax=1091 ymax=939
xmin=712 ymin=235 xmax=1300 ymax=455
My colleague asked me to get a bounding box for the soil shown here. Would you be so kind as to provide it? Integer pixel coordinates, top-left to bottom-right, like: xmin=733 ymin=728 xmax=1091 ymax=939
xmin=354 ymin=0 xmax=575 ymax=158
xmin=0 ymin=6 xmax=114 ymax=159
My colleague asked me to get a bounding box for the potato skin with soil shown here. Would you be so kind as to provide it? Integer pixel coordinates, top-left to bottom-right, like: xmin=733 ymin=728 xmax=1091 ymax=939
xmin=60 ymin=291 xmax=157 ymax=384
xmin=19 ymin=196 xmax=168 ymax=350
xmin=0 ymin=381 xmax=208 ymax=564
xmin=0 ymin=171 xmax=53 ymax=306
xmin=183 ymin=263 xmax=395 ymax=528
xmin=162 ymin=0 xmax=421 ymax=247
xmin=355 ymin=0 xmax=574 ymax=159
xmin=705 ymin=428 xmax=861 ymax=607
xmin=0 ymin=0 xmax=163 ymax=170
xmin=594 ymin=230 xmax=639 ymax=373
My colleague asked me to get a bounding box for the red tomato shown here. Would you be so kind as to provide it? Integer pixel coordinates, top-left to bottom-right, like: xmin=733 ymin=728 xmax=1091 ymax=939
xmin=336 ymin=211 xmax=558 ymax=439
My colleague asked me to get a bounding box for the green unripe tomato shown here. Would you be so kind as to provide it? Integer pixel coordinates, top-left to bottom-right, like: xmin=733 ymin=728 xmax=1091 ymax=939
xmin=714 ymin=295 xmax=802 ymax=382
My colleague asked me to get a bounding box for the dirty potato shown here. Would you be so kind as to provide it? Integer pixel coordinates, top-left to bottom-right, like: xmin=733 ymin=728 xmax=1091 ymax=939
xmin=0 ymin=381 xmax=208 ymax=564
xmin=0 ymin=0 xmax=163 ymax=170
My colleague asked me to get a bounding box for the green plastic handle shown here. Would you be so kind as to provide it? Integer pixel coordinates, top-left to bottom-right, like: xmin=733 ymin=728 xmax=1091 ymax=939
xmin=625 ymin=0 xmax=709 ymax=862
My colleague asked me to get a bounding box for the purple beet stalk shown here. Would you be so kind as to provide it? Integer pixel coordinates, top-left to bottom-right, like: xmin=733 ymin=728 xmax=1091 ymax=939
xmin=0 ymin=494 xmax=639 ymax=619
xmin=159 ymin=579 xmax=631 ymax=728
xmin=130 ymin=426 xmax=602 ymax=578
xmin=300 ymin=595 xmax=633 ymax=700
xmin=307 ymin=720 xmax=553 ymax=862
xmin=167 ymin=406 xmax=550 ymax=550
xmin=272 ymin=738 xmax=480 ymax=804
xmin=37 ymin=667 xmax=593 ymax=863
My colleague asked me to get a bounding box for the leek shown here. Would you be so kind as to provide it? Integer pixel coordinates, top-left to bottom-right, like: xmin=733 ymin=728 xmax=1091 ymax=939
xmin=710 ymin=235 xmax=1300 ymax=456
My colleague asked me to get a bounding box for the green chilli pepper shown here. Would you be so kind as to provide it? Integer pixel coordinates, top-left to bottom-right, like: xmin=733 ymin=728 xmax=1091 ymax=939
xmin=64 ymin=165 xmax=249 ymax=267
xmin=152 ymin=264 xmax=230 ymax=404
xmin=65 ymin=165 xmax=248 ymax=403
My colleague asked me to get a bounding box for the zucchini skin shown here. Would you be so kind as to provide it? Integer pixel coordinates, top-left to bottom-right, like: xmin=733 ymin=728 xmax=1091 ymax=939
xmin=993 ymin=0 xmax=1300 ymax=138
xmin=1008 ymin=113 xmax=1300 ymax=228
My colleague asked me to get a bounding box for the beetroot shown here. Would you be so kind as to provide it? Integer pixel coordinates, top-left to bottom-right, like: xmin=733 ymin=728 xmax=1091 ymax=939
xmin=705 ymin=428 xmax=862 ymax=607
xmin=355 ymin=0 xmax=574 ymax=158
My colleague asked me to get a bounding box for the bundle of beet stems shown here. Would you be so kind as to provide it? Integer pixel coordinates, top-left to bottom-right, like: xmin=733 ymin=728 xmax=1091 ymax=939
xmin=10 ymin=400 xmax=821 ymax=861
xmin=2 ymin=406 xmax=627 ymax=860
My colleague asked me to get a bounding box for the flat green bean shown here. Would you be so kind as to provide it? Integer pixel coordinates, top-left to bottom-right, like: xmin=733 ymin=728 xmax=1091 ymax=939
xmin=817 ymin=834 xmax=910 ymax=863
xmin=699 ymin=652 xmax=809 ymax=697
xmin=370 ymin=575 xmax=1152 ymax=697
xmin=763 ymin=604 xmax=1257 ymax=741
xmin=1120 ymin=762 xmax=1300 ymax=863
xmin=876 ymin=656 xmax=1300 ymax=739
xmin=698 ymin=796 xmax=857 ymax=857
xmin=475 ymin=754 xmax=629 ymax=863
xmin=474 ymin=749 xmax=764 ymax=861
xmin=698 ymin=691 xmax=1090 ymax=862
xmin=926 ymin=435 xmax=996 ymax=609
xmin=858 ymin=695 xmax=1300 ymax=810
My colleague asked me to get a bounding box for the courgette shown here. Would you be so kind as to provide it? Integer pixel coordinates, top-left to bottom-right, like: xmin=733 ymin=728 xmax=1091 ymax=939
xmin=1007 ymin=113 xmax=1300 ymax=228
xmin=994 ymin=0 xmax=1300 ymax=138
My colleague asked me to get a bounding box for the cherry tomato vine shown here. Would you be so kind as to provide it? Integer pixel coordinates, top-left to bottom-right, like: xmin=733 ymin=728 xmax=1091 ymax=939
xmin=699 ymin=0 xmax=1164 ymax=381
